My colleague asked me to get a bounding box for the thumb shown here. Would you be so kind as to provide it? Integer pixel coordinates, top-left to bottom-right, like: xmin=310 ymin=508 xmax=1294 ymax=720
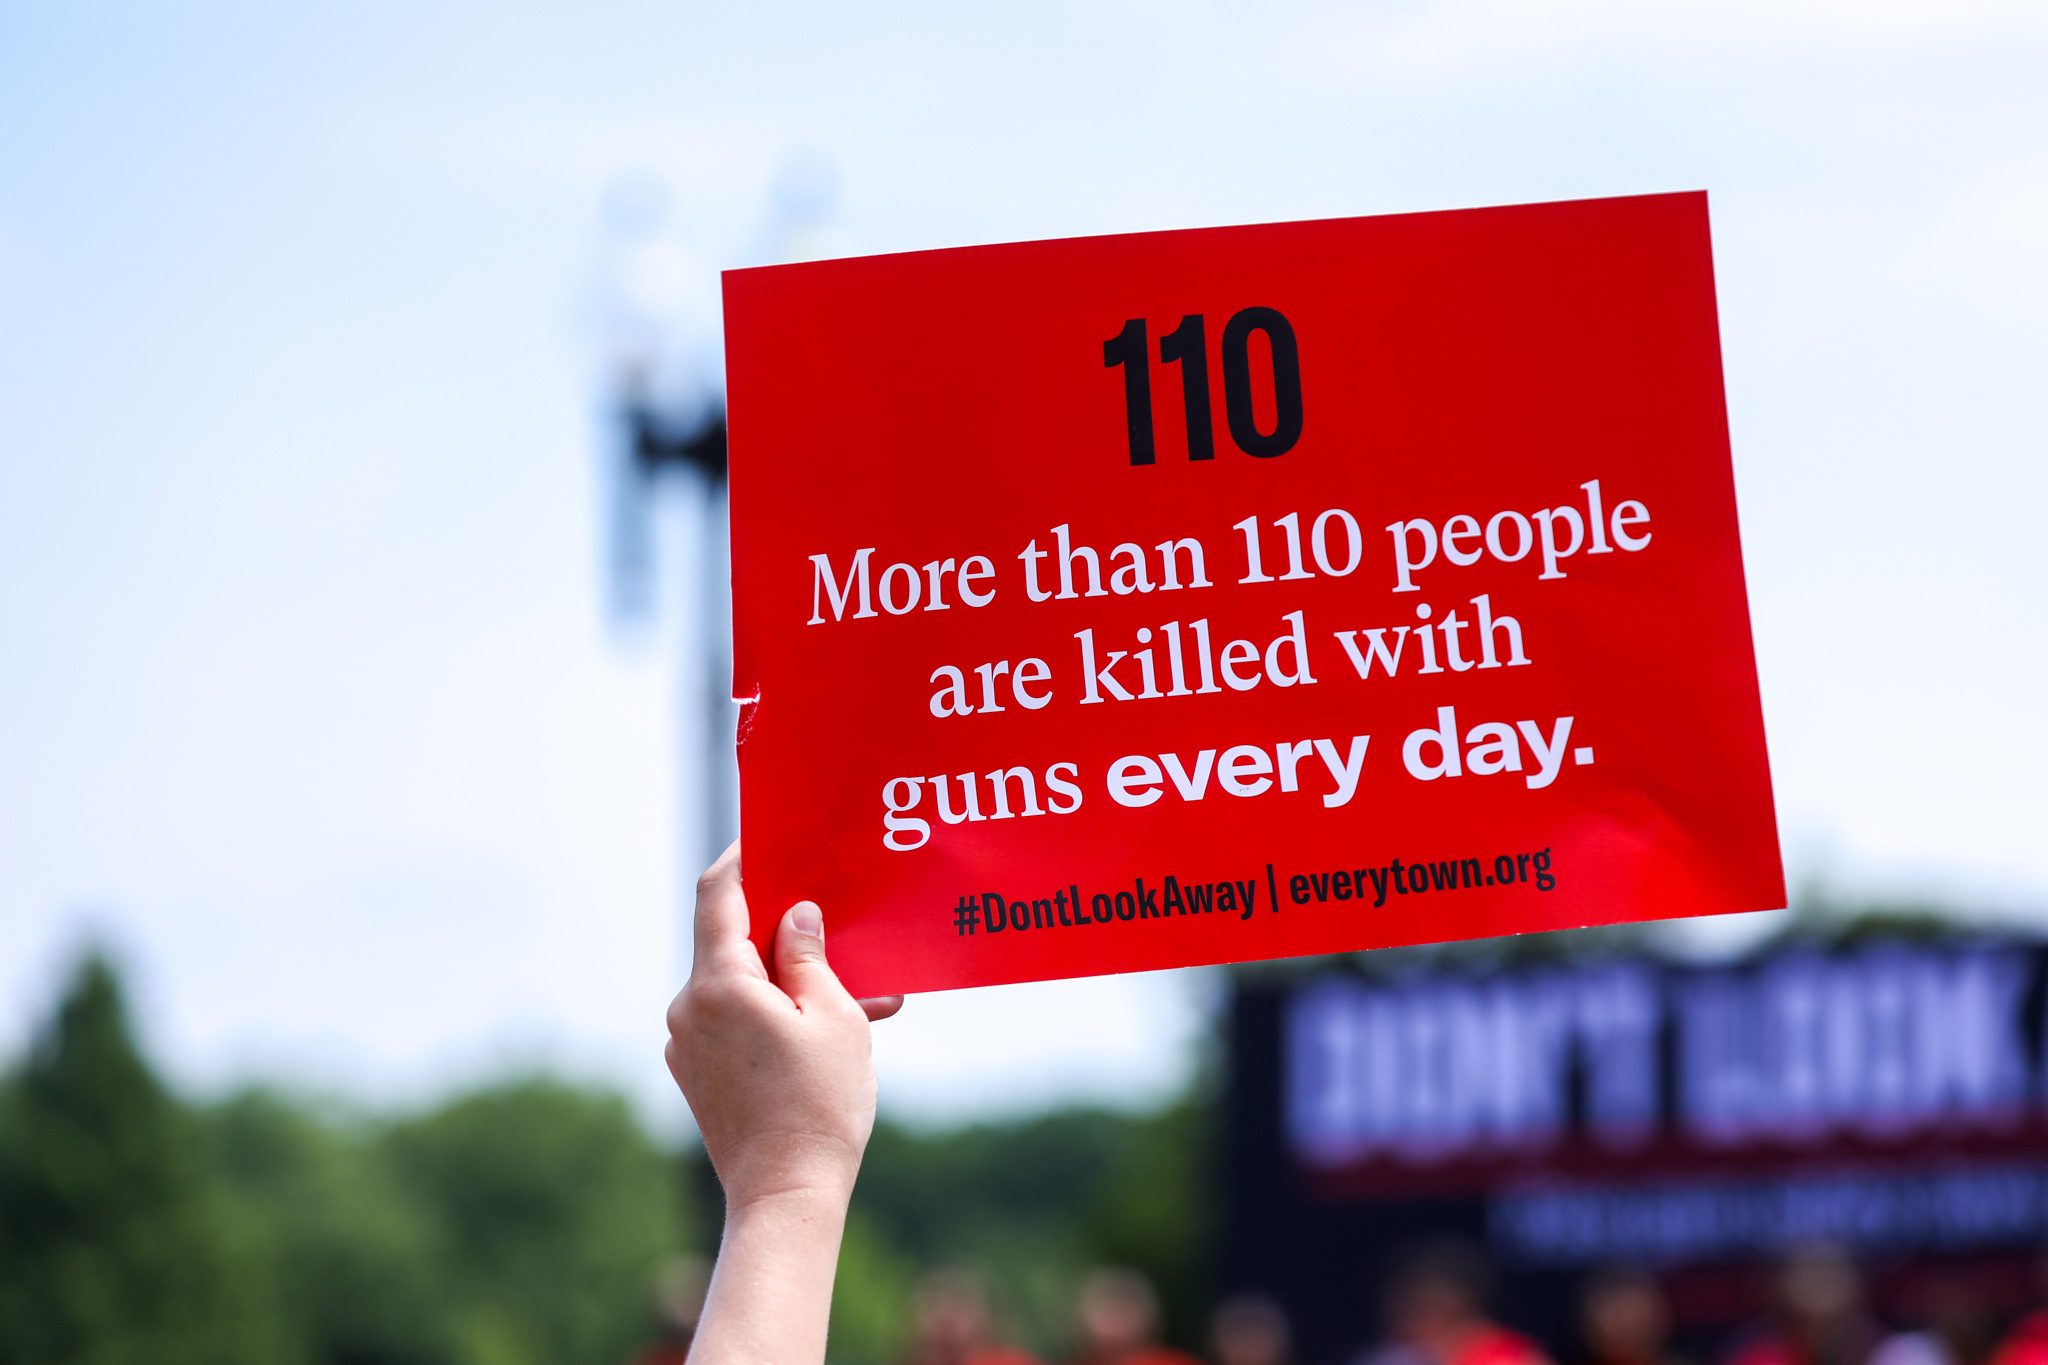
xmin=773 ymin=902 xmax=854 ymax=1010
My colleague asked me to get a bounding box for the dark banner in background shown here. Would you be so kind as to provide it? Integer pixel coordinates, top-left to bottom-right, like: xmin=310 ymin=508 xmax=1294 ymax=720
xmin=1224 ymin=936 xmax=2048 ymax=1364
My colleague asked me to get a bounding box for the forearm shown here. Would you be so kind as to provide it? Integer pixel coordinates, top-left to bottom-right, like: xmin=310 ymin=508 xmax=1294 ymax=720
xmin=669 ymin=858 xmax=881 ymax=1363
xmin=690 ymin=1188 xmax=851 ymax=1364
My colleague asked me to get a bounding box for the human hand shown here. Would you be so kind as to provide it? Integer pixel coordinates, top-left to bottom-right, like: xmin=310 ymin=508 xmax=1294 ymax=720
xmin=664 ymin=842 xmax=904 ymax=1212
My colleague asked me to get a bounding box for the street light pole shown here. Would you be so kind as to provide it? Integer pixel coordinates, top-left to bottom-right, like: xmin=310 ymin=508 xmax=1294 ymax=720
xmin=595 ymin=155 xmax=840 ymax=897
xmin=626 ymin=392 xmax=734 ymax=867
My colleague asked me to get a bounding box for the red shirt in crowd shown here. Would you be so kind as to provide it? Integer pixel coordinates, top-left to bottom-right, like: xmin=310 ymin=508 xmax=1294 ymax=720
xmin=1994 ymin=1313 xmax=2048 ymax=1365
xmin=1449 ymin=1327 xmax=1551 ymax=1365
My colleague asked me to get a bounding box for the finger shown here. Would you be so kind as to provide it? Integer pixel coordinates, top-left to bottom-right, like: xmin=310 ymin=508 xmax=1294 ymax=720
xmin=858 ymin=995 xmax=905 ymax=1022
xmin=772 ymin=901 xmax=857 ymax=1011
xmin=692 ymin=841 xmax=766 ymax=979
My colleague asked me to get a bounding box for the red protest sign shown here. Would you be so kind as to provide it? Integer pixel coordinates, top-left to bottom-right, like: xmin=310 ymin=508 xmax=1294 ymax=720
xmin=724 ymin=191 xmax=1783 ymax=998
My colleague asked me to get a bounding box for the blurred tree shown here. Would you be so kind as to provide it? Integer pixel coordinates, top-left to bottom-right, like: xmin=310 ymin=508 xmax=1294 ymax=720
xmin=849 ymin=1100 xmax=1215 ymax=1359
xmin=831 ymin=1205 xmax=923 ymax=1365
xmin=381 ymin=1078 xmax=690 ymax=1365
xmin=0 ymin=948 xmax=1225 ymax=1365
xmin=1077 ymin=1099 xmax=1210 ymax=1346
xmin=205 ymin=1088 xmax=452 ymax=1365
xmin=0 ymin=949 xmax=289 ymax=1365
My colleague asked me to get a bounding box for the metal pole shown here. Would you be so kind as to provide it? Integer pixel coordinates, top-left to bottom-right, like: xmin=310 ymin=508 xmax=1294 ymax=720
xmin=699 ymin=472 xmax=735 ymax=866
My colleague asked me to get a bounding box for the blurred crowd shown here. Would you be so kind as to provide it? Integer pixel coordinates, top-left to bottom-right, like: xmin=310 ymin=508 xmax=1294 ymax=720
xmin=633 ymin=1242 xmax=2048 ymax=1365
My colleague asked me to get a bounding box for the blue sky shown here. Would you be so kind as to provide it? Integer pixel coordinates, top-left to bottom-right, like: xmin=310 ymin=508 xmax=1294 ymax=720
xmin=3 ymin=1 xmax=2044 ymax=1127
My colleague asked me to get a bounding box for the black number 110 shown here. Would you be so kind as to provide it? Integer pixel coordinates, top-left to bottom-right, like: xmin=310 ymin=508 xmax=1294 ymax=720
xmin=1102 ymin=306 xmax=1304 ymax=466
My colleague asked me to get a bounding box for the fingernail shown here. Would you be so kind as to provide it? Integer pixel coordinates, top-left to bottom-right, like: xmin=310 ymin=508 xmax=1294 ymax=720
xmin=791 ymin=902 xmax=823 ymax=938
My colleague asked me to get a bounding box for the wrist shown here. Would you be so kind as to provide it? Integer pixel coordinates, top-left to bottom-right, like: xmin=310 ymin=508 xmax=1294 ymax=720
xmin=714 ymin=1131 xmax=864 ymax=1218
xmin=724 ymin=1179 xmax=855 ymax=1226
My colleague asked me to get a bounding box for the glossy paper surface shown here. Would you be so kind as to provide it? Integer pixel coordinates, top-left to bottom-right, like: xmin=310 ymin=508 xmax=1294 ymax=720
xmin=724 ymin=192 xmax=1783 ymax=997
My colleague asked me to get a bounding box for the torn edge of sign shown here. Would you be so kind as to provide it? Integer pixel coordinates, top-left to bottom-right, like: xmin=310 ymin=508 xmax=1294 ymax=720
xmin=725 ymin=448 xmax=758 ymax=754
xmin=727 ymin=525 xmax=759 ymax=752
xmin=733 ymin=688 xmax=761 ymax=750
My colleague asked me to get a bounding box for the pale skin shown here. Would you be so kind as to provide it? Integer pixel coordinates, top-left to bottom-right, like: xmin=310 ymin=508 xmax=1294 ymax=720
xmin=664 ymin=842 xmax=904 ymax=1365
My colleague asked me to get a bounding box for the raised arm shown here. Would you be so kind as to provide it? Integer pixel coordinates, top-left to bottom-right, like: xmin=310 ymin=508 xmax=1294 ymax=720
xmin=664 ymin=844 xmax=903 ymax=1364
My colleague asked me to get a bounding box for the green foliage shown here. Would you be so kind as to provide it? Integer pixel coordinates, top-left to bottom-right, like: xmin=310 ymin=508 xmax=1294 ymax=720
xmin=205 ymin=1089 xmax=451 ymax=1365
xmin=204 ymin=1078 xmax=694 ymax=1364
xmin=383 ymin=1078 xmax=689 ymax=1365
xmin=0 ymin=951 xmax=695 ymax=1365
xmin=828 ymin=1207 xmax=921 ymax=1365
xmin=0 ymin=948 xmax=1218 ymax=1365
xmin=0 ymin=951 xmax=291 ymax=1365
xmin=847 ymin=1099 xmax=1214 ymax=1358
